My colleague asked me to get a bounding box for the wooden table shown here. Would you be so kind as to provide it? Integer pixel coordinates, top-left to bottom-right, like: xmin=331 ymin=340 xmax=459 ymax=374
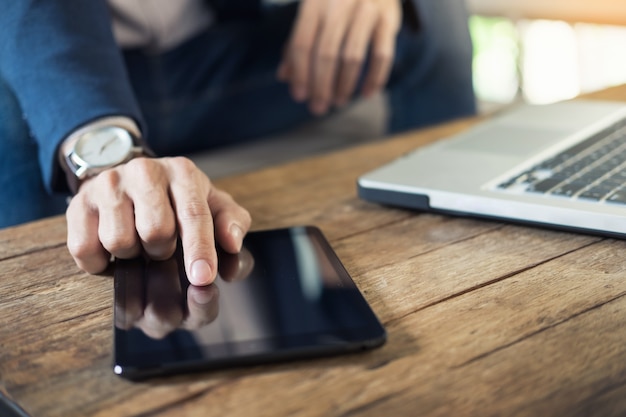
xmin=2 ymin=86 xmax=626 ymax=417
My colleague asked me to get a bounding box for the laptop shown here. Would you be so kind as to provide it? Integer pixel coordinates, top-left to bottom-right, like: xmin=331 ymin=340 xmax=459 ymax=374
xmin=357 ymin=99 xmax=626 ymax=238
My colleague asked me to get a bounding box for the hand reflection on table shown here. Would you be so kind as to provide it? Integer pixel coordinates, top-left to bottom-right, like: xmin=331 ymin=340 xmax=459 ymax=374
xmin=115 ymin=245 xmax=254 ymax=339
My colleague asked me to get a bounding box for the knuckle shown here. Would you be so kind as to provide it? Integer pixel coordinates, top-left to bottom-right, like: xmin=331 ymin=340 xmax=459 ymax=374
xmin=372 ymin=49 xmax=393 ymax=64
xmin=178 ymin=199 xmax=210 ymax=222
xmin=316 ymin=47 xmax=338 ymax=63
xmin=357 ymin=1 xmax=376 ymax=16
xmin=291 ymin=38 xmax=313 ymax=55
xmin=66 ymin=241 xmax=108 ymax=274
xmin=125 ymin=157 xmax=157 ymax=179
xmin=94 ymin=168 xmax=122 ymax=188
xmin=100 ymin=231 xmax=138 ymax=255
xmin=67 ymin=192 xmax=88 ymax=212
xmin=138 ymin=222 xmax=176 ymax=245
xmin=169 ymin=156 xmax=200 ymax=177
xmin=378 ymin=13 xmax=392 ymax=28
xmin=66 ymin=236 xmax=93 ymax=261
xmin=342 ymin=51 xmax=363 ymax=66
xmin=125 ymin=156 xmax=153 ymax=170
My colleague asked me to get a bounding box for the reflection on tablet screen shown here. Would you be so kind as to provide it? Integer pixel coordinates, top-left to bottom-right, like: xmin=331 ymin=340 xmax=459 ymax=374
xmin=113 ymin=226 xmax=386 ymax=379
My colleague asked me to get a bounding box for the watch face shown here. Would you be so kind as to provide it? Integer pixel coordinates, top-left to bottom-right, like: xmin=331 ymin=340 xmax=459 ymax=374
xmin=74 ymin=126 xmax=134 ymax=168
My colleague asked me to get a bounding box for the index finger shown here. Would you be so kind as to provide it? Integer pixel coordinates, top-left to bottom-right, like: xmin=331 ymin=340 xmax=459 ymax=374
xmin=167 ymin=157 xmax=217 ymax=286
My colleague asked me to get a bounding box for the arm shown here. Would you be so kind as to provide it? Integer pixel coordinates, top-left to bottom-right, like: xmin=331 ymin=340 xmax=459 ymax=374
xmin=0 ymin=0 xmax=144 ymax=193
xmin=0 ymin=1 xmax=251 ymax=285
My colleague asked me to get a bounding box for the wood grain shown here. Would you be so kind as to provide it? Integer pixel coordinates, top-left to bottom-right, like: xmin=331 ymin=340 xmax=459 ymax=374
xmin=1 ymin=89 xmax=625 ymax=417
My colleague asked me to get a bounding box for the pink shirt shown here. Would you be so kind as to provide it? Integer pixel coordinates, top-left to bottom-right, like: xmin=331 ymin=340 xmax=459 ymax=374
xmin=107 ymin=0 xmax=214 ymax=52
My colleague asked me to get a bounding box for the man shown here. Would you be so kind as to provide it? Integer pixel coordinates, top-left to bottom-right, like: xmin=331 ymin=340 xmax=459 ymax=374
xmin=0 ymin=0 xmax=476 ymax=285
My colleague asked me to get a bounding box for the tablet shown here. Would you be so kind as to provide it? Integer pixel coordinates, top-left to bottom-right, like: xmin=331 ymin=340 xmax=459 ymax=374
xmin=113 ymin=226 xmax=386 ymax=380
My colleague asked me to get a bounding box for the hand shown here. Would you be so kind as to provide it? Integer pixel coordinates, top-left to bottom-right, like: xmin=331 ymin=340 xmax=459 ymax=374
xmin=277 ymin=0 xmax=402 ymax=115
xmin=66 ymin=156 xmax=252 ymax=286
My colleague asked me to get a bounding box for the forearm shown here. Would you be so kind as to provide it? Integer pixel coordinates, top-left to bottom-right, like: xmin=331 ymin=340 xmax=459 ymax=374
xmin=0 ymin=0 xmax=145 ymax=193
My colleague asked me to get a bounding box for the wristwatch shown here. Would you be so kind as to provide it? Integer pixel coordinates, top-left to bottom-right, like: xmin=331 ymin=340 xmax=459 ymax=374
xmin=59 ymin=117 xmax=146 ymax=194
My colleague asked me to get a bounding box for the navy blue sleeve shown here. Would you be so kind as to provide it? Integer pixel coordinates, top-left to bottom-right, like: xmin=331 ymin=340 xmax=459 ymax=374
xmin=0 ymin=0 xmax=145 ymax=192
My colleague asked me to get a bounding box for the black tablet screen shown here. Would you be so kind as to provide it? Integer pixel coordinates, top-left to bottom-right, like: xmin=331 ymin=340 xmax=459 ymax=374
xmin=113 ymin=226 xmax=386 ymax=379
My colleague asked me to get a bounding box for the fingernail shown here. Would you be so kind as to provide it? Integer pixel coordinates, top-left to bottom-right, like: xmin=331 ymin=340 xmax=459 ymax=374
xmin=230 ymin=224 xmax=244 ymax=251
xmin=190 ymin=260 xmax=212 ymax=285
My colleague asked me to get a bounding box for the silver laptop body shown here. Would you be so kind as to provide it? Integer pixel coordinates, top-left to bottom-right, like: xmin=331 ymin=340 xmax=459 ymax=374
xmin=357 ymin=99 xmax=626 ymax=238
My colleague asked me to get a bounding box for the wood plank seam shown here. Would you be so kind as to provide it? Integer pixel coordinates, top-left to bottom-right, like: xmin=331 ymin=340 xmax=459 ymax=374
xmin=0 ymin=242 xmax=67 ymax=263
xmin=381 ymin=235 xmax=604 ymax=328
xmin=454 ymin=291 xmax=626 ymax=369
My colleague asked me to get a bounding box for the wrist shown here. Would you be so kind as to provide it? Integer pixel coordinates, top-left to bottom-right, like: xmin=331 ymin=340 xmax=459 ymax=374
xmin=58 ymin=116 xmax=148 ymax=194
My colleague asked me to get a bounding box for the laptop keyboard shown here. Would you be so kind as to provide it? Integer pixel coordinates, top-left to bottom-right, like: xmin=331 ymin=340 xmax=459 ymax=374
xmin=498 ymin=117 xmax=626 ymax=204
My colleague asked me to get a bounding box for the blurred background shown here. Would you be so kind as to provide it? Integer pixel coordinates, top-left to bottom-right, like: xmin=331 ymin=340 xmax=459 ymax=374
xmin=469 ymin=0 xmax=626 ymax=109
xmin=193 ymin=1 xmax=626 ymax=177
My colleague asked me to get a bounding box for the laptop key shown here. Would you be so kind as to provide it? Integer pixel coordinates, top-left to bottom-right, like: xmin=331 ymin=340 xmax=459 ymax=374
xmin=551 ymin=181 xmax=587 ymax=197
xmin=578 ymin=188 xmax=609 ymax=201
xmin=606 ymin=190 xmax=626 ymax=205
xmin=529 ymin=178 xmax=563 ymax=193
